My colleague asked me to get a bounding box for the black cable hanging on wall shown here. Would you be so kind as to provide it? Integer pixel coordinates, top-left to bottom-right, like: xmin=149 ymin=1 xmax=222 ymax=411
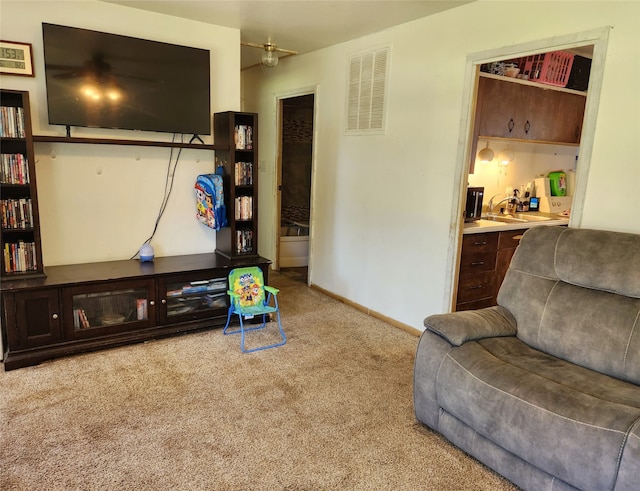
xmin=131 ymin=133 xmax=184 ymax=260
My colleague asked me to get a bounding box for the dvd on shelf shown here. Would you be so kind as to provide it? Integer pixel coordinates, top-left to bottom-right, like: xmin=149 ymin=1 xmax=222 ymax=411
xmin=236 ymin=230 xmax=253 ymax=254
xmin=234 ymin=161 xmax=253 ymax=185
xmin=234 ymin=196 xmax=253 ymax=220
xmin=0 ymin=106 xmax=26 ymax=138
xmin=3 ymin=240 xmax=37 ymax=273
xmin=234 ymin=125 xmax=253 ymax=150
xmin=1 ymin=198 xmax=34 ymax=229
xmin=1 ymin=154 xmax=30 ymax=184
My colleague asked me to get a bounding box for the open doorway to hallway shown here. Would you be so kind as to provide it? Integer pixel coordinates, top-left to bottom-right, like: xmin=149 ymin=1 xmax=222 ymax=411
xmin=277 ymin=93 xmax=314 ymax=283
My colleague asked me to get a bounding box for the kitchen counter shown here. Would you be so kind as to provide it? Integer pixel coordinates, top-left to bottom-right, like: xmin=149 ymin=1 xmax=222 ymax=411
xmin=464 ymin=213 xmax=569 ymax=234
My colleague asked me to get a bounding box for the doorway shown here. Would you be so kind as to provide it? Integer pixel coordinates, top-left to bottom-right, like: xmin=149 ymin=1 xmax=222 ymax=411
xmin=277 ymin=93 xmax=315 ymax=283
xmin=467 ymin=45 xmax=593 ymax=216
xmin=445 ymin=28 xmax=610 ymax=311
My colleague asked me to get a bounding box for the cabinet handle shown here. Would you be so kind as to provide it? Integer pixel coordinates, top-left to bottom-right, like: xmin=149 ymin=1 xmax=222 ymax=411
xmin=524 ymin=120 xmax=531 ymax=134
xmin=52 ymin=313 xmax=59 ymax=320
xmin=471 ymin=261 xmax=485 ymax=266
xmin=149 ymin=300 xmax=155 ymax=306
xmin=508 ymin=118 xmax=515 ymax=133
xmin=513 ymin=235 xmax=524 ymax=240
xmin=473 ymin=241 xmax=487 ymax=246
xmin=469 ymin=285 xmax=485 ymax=290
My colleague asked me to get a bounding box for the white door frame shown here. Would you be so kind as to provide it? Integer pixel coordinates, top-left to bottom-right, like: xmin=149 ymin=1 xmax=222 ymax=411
xmin=444 ymin=27 xmax=611 ymax=312
xmin=273 ymin=85 xmax=319 ymax=284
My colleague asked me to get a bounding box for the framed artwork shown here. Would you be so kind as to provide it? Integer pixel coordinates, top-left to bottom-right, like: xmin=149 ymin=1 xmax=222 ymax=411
xmin=0 ymin=40 xmax=34 ymax=77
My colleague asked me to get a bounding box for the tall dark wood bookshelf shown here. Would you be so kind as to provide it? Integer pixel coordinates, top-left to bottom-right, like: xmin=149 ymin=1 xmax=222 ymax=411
xmin=213 ymin=111 xmax=259 ymax=259
xmin=0 ymin=89 xmax=45 ymax=278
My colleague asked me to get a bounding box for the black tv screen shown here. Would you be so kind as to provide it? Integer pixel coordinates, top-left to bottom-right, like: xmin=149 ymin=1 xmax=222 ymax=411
xmin=42 ymin=23 xmax=211 ymax=135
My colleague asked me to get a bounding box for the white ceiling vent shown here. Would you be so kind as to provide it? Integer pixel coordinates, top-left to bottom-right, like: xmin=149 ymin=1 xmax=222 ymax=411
xmin=346 ymin=46 xmax=390 ymax=135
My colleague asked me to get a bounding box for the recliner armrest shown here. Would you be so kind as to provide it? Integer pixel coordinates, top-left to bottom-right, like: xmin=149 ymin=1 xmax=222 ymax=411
xmin=423 ymin=306 xmax=517 ymax=346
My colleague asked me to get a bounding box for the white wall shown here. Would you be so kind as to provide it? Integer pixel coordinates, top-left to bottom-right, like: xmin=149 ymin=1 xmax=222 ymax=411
xmin=243 ymin=0 xmax=640 ymax=331
xmin=469 ymin=140 xmax=580 ymax=203
xmin=0 ymin=1 xmax=240 ymax=265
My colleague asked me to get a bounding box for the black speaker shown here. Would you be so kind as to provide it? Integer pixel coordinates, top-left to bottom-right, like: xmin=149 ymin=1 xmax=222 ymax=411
xmin=566 ymin=55 xmax=592 ymax=91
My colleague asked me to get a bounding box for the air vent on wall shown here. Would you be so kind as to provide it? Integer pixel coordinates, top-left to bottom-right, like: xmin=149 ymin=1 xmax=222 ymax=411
xmin=346 ymin=45 xmax=390 ymax=134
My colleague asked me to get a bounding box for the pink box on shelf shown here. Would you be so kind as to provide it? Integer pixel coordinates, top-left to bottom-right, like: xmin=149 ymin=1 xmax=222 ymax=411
xmin=512 ymin=51 xmax=575 ymax=87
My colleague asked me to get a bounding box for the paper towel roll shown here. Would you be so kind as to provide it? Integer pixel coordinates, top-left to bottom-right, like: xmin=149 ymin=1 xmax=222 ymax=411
xmin=567 ymin=170 xmax=576 ymax=196
xmin=534 ymin=177 xmax=551 ymax=196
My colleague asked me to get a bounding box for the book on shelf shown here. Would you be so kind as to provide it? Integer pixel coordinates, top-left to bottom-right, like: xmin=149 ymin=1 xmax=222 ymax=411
xmin=234 ymin=125 xmax=253 ymax=150
xmin=3 ymin=240 xmax=37 ymax=273
xmin=234 ymin=196 xmax=253 ymax=220
xmin=0 ymin=106 xmax=26 ymax=138
xmin=235 ymin=230 xmax=253 ymax=254
xmin=0 ymin=153 xmax=30 ymax=184
xmin=73 ymin=309 xmax=91 ymax=328
xmin=234 ymin=161 xmax=253 ymax=185
xmin=136 ymin=299 xmax=148 ymax=320
xmin=1 ymin=198 xmax=33 ymax=229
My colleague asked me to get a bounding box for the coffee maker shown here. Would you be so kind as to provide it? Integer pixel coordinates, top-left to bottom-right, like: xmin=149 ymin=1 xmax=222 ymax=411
xmin=465 ymin=187 xmax=484 ymax=222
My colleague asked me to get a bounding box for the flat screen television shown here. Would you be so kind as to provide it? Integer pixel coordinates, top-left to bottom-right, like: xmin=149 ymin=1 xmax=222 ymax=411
xmin=42 ymin=23 xmax=211 ymax=136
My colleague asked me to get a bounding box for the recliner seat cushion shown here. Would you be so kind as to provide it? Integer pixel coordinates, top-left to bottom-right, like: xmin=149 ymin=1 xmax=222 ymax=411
xmin=435 ymin=336 xmax=640 ymax=491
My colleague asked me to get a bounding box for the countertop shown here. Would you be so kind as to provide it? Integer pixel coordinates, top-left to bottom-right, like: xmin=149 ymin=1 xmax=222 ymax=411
xmin=463 ymin=213 xmax=569 ymax=234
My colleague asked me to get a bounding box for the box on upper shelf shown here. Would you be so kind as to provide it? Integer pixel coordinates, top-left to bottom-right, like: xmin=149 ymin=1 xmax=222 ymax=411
xmin=483 ymin=51 xmax=576 ymax=88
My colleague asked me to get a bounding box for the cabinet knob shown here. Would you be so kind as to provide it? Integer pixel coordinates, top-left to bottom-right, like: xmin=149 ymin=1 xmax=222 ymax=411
xmin=524 ymin=120 xmax=531 ymax=134
xmin=149 ymin=300 xmax=155 ymax=306
xmin=52 ymin=313 xmax=59 ymax=320
xmin=162 ymin=299 xmax=167 ymax=304
xmin=508 ymin=118 xmax=515 ymax=133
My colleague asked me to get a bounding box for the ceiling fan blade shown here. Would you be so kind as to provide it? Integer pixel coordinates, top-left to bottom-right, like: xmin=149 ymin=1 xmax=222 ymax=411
xmin=241 ymin=41 xmax=298 ymax=55
xmin=273 ymin=47 xmax=298 ymax=55
xmin=241 ymin=41 xmax=265 ymax=50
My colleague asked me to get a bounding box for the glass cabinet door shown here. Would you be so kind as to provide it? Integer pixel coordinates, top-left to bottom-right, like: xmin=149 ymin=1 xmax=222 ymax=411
xmin=63 ymin=279 xmax=155 ymax=338
xmin=160 ymin=275 xmax=228 ymax=323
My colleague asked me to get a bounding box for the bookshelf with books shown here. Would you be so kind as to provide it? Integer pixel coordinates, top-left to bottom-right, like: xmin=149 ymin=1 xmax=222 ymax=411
xmin=213 ymin=111 xmax=259 ymax=258
xmin=0 ymin=89 xmax=45 ymax=278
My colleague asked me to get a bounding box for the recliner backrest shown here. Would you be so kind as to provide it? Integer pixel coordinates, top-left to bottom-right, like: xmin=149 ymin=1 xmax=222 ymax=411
xmin=497 ymin=226 xmax=640 ymax=385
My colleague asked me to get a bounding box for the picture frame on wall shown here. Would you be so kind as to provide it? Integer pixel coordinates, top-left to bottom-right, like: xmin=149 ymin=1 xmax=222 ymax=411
xmin=0 ymin=40 xmax=34 ymax=77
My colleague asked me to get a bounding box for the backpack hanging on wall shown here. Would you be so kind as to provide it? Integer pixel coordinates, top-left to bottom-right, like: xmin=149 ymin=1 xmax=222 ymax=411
xmin=195 ymin=174 xmax=227 ymax=231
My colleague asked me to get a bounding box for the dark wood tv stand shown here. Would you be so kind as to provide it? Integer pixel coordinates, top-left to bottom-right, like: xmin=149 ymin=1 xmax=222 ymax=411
xmin=0 ymin=253 xmax=270 ymax=370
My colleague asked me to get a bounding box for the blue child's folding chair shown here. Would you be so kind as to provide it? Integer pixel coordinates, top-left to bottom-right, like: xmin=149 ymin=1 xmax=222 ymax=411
xmin=223 ymin=266 xmax=286 ymax=352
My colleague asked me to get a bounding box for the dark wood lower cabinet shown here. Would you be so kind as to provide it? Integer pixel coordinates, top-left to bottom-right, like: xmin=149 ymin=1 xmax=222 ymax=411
xmin=455 ymin=229 xmax=527 ymax=311
xmin=8 ymin=289 xmax=62 ymax=349
xmin=1 ymin=253 xmax=270 ymax=370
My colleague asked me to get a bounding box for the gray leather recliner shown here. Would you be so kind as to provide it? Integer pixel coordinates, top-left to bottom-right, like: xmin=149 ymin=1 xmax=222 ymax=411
xmin=414 ymin=226 xmax=640 ymax=491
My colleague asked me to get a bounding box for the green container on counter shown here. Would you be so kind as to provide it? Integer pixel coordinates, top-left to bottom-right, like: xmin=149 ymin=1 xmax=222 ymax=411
xmin=548 ymin=171 xmax=567 ymax=196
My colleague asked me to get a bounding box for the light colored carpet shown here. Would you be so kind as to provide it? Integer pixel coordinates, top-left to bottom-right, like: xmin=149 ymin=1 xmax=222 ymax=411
xmin=0 ymin=271 xmax=518 ymax=490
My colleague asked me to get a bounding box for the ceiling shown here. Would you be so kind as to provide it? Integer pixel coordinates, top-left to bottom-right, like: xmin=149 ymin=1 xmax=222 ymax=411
xmin=101 ymin=1 xmax=473 ymax=69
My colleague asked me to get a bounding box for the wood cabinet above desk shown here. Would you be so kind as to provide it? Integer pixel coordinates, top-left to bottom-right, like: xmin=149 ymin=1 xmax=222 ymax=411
xmin=469 ymin=74 xmax=586 ymax=173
